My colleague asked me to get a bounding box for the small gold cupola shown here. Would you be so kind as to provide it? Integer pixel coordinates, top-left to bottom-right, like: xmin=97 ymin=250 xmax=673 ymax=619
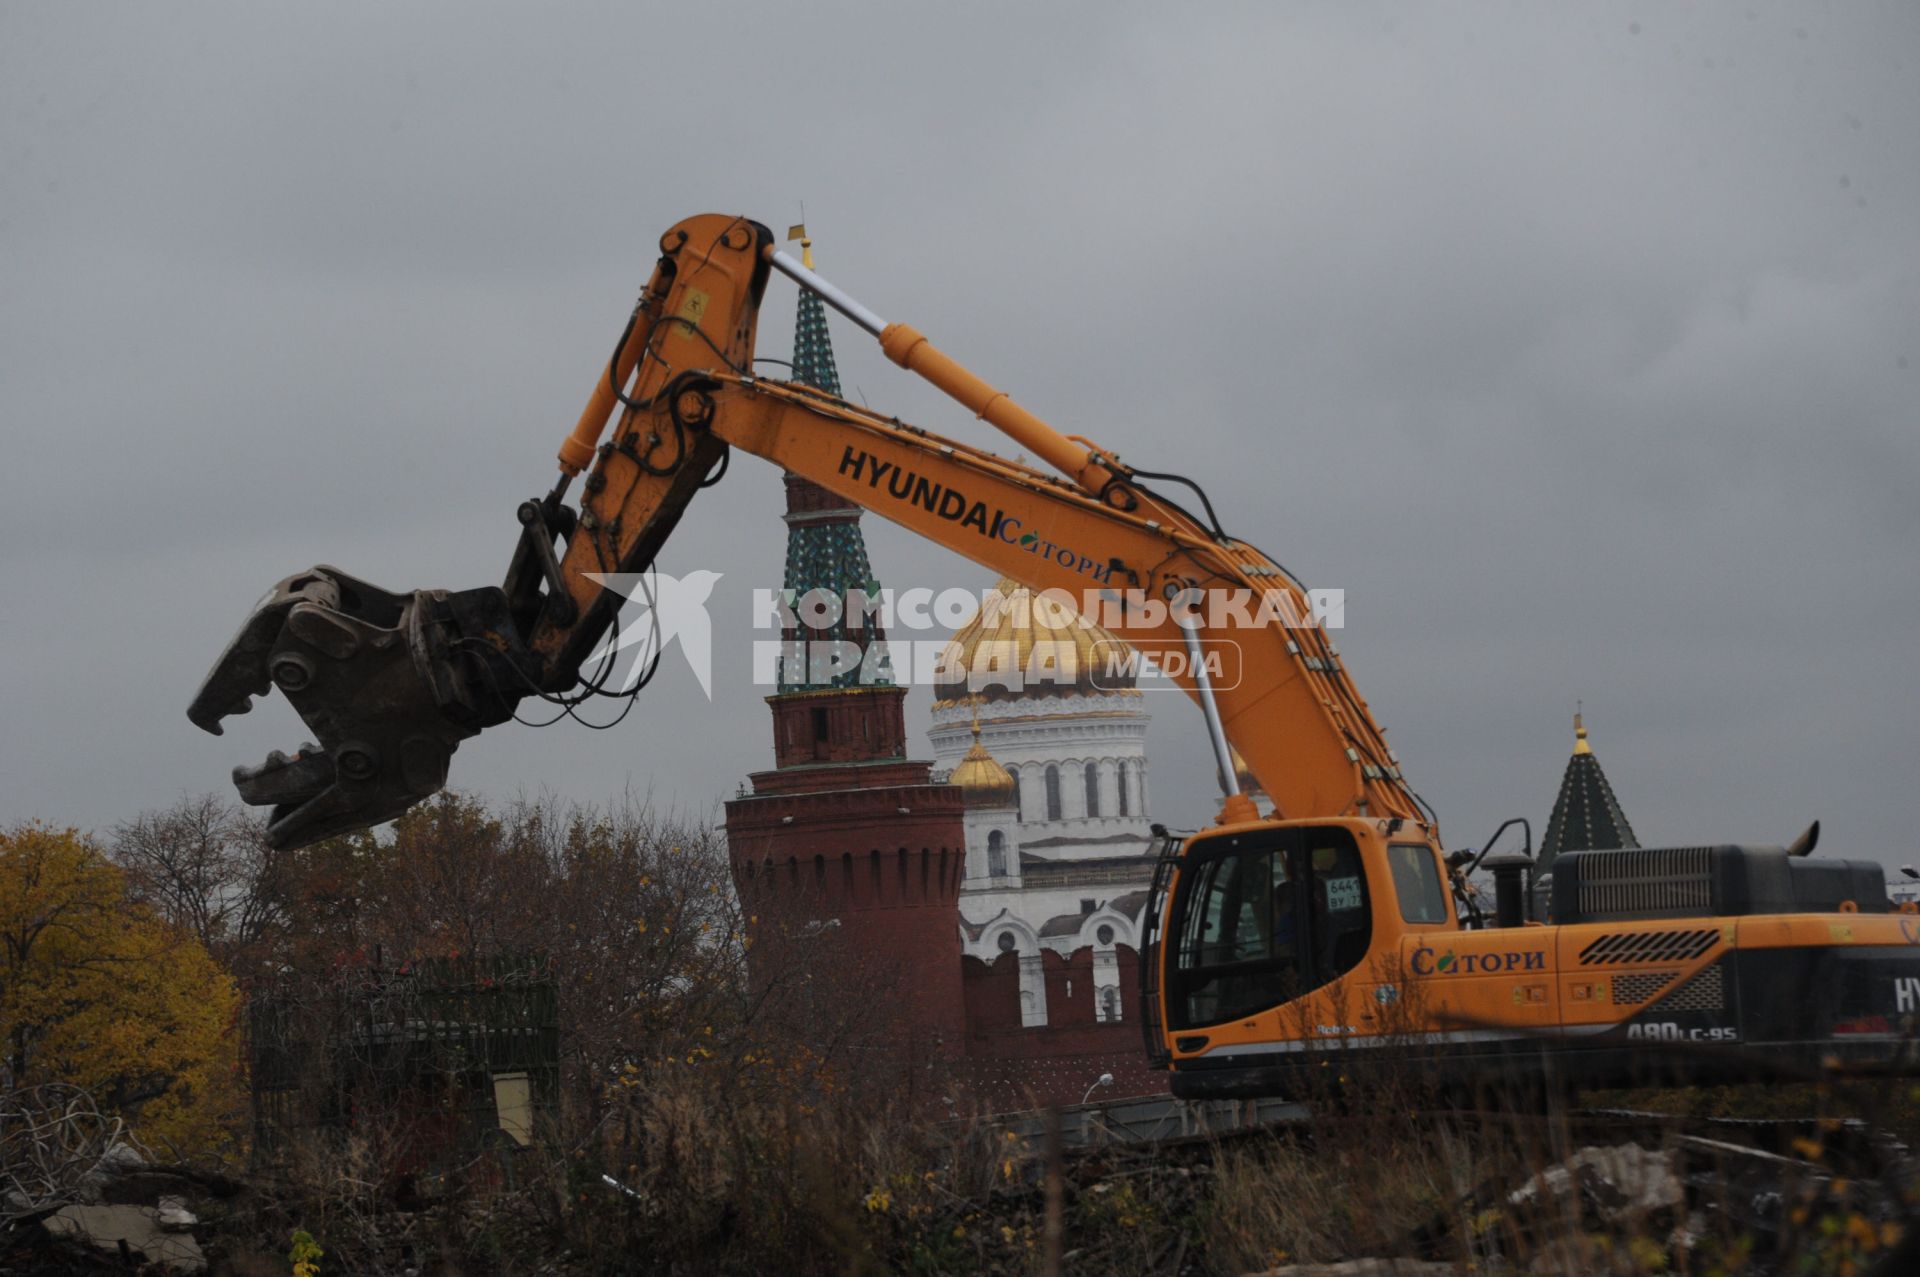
xmin=949 ymin=712 xmax=1017 ymax=807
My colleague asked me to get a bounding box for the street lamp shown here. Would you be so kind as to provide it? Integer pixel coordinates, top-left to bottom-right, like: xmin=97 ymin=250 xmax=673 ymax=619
xmin=1081 ymin=1072 xmax=1115 ymax=1105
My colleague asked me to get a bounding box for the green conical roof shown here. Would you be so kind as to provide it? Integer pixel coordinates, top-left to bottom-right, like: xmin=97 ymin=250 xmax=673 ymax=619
xmin=1538 ymin=712 xmax=1639 ymax=875
xmin=776 ymin=254 xmax=890 ymax=693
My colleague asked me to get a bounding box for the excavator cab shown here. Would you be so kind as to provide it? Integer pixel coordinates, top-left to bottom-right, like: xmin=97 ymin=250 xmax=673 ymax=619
xmin=1142 ymin=818 xmax=1462 ymax=1098
xmin=1165 ymin=826 xmax=1378 ymax=1028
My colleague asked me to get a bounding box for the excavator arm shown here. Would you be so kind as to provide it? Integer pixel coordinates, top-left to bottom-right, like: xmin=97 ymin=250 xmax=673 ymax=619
xmin=190 ymin=214 xmax=1424 ymax=849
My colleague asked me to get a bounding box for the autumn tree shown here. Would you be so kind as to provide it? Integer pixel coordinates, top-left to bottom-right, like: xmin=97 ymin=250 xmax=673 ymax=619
xmin=340 ymin=793 xmax=756 ymax=1093
xmin=362 ymin=791 xmax=555 ymax=960
xmin=532 ymin=798 xmax=748 ymax=1085
xmin=0 ymin=823 xmax=241 ymax=1157
xmin=112 ymin=793 xmax=290 ymax=971
xmin=110 ymin=793 xmax=393 ymax=982
xmin=266 ymin=828 xmax=384 ymax=972
xmin=143 ymin=787 xmax=889 ymax=1160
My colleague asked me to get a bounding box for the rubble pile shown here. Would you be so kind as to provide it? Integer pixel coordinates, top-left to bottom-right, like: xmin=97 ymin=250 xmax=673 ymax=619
xmin=1396 ymin=1115 xmax=1919 ymax=1276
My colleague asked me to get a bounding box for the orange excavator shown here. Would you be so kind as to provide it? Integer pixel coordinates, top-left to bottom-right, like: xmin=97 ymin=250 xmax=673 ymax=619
xmin=190 ymin=213 xmax=1920 ymax=1097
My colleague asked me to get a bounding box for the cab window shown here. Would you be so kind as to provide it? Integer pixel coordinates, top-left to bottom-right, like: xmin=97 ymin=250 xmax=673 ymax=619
xmin=1172 ymin=845 xmax=1300 ymax=1027
xmin=1169 ymin=827 xmax=1375 ymax=1028
xmin=1387 ymin=842 xmax=1451 ymax=924
xmin=1305 ymin=835 xmax=1372 ymax=990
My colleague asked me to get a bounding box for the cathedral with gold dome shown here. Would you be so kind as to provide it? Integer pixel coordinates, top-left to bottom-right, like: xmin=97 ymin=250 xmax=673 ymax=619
xmin=932 ymin=577 xmax=1161 ymax=1028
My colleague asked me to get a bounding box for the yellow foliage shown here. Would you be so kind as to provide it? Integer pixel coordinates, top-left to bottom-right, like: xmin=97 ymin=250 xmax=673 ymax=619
xmin=289 ymin=1228 xmax=324 ymax=1277
xmin=1625 ymin=1233 xmax=1669 ymax=1271
xmin=0 ymin=824 xmax=241 ymax=1158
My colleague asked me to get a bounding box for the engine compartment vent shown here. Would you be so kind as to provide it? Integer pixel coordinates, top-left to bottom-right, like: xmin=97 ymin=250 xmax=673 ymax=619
xmin=1649 ymin=963 xmax=1727 ymax=1013
xmin=1552 ymin=844 xmax=1890 ymax=924
xmin=1579 ymin=928 xmax=1720 ymax=966
xmin=1572 ymin=846 xmax=1713 ymax=918
xmin=1611 ymin=971 xmax=1680 ymax=1005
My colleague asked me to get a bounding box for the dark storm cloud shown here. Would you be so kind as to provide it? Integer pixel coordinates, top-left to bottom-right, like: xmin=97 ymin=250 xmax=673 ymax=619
xmin=3 ymin=3 xmax=1914 ymax=863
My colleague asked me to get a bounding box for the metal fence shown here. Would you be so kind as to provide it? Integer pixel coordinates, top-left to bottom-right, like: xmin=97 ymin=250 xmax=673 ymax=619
xmin=246 ymin=953 xmax=559 ymax=1169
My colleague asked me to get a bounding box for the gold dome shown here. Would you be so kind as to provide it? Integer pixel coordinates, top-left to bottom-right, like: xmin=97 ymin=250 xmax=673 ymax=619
xmin=949 ymin=721 xmax=1017 ymax=805
xmin=1229 ymin=745 xmax=1264 ymax=797
xmin=933 ymin=577 xmax=1137 ymax=707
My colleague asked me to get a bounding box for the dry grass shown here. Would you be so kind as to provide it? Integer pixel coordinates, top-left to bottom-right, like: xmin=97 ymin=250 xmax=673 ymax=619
xmin=1203 ymin=1126 xmax=1474 ymax=1273
xmin=172 ymin=1066 xmax=1920 ymax=1276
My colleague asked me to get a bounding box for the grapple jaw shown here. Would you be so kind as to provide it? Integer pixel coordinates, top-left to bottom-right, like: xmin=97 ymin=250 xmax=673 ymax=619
xmin=189 ymin=567 xmax=525 ymax=850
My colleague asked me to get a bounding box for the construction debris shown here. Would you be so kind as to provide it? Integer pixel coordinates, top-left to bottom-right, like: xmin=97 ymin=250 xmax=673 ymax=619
xmin=1506 ymin=1143 xmax=1687 ymax=1220
xmin=42 ymin=1203 xmax=207 ymax=1274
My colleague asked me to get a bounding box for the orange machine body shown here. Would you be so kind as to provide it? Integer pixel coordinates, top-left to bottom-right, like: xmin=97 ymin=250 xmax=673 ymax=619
xmin=1140 ymin=819 xmax=1920 ymax=1097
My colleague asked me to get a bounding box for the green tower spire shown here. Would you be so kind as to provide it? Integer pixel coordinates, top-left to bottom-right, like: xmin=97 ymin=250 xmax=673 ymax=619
xmin=777 ymin=225 xmax=891 ymax=693
xmin=792 ymin=283 xmax=843 ymax=397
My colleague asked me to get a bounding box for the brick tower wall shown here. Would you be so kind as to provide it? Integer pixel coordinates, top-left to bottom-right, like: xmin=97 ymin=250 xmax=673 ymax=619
xmin=726 ymin=777 xmax=970 ymax=1068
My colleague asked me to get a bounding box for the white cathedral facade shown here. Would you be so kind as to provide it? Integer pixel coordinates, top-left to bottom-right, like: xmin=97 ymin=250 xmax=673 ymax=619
xmin=931 ymin=578 xmax=1162 ymax=1027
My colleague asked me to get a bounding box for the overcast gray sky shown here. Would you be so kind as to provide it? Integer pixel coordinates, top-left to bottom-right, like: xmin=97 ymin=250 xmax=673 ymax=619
xmin=3 ymin=3 xmax=1915 ymax=863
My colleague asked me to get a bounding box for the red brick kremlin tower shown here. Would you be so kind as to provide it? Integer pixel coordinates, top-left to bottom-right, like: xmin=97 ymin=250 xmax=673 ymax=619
xmin=723 ymin=228 xmax=968 ymax=1074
